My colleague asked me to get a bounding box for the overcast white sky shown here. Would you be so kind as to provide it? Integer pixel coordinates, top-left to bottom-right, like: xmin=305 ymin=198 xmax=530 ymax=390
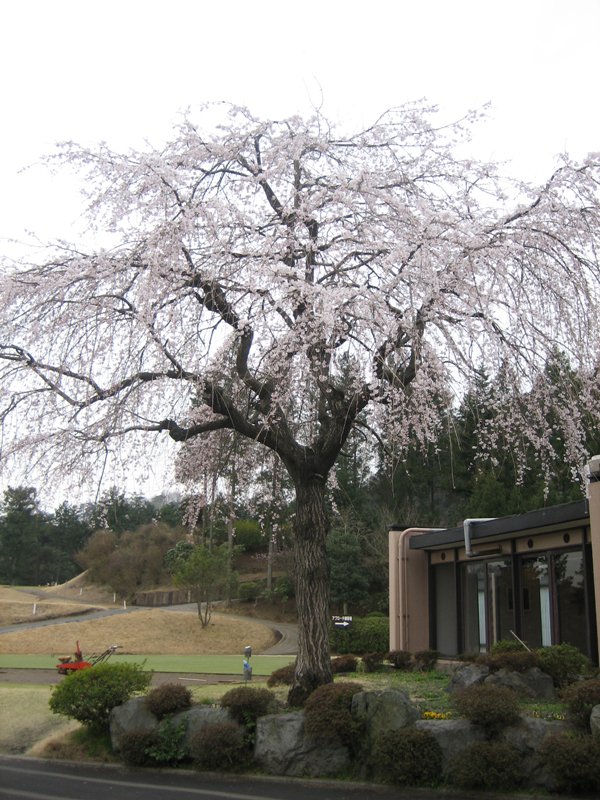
xmin=2 ymin=0 xmax=599 ymax=245
xmin=1 ymin=0 xmax=599 ymax=500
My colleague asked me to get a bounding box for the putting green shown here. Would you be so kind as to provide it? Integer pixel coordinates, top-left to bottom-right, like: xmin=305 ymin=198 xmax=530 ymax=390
xmin=0 ymin=653 xmax=295 ymax=675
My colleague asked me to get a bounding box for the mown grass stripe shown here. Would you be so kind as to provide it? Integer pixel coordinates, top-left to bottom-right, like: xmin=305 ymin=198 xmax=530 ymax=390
xmin=0 ymin=653 xmax=295 ymax=674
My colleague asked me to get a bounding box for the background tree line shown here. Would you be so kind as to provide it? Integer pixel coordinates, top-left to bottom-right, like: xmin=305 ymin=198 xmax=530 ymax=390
xmin=2 ymin=351 xmax=595 ymax=604
xmin=0 ymin=487 xmax=182 ymax=588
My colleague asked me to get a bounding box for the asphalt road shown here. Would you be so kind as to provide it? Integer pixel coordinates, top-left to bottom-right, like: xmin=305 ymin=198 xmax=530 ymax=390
xmin=0 ymin=757 xmax=439 ymax=800
xmin=0 ymin=668 xmax=252 ymax=686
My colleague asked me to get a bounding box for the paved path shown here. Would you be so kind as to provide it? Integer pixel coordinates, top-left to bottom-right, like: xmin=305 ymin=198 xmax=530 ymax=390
xmin=0 ymin=756 xmax=441 ymax=800
xmin=12 ymin=586 xmax=111 ymax=606
xmin=0 ymin=668 xmax=250 ymax=686
xmin=1 ymin=593 xmax=298 ymax=656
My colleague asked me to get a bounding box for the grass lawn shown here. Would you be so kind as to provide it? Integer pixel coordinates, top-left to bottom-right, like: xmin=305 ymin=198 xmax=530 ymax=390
xmin=0 ymin=684 xmax=79 ymax=755
xmin=0 ymin=653 xmax=295 ymax=675
xmin=336 ymin=668 xmax=567 ymax=721
xmin=1 ymin=665 xmax=571 ymax=759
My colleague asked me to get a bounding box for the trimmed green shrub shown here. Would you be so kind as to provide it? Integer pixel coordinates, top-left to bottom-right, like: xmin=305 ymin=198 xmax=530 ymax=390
xmin=331 ymin=654 xmax=358 ymax=674
xmin=220 ymin=686 xmax=276 ymax=726
xmin=362 ymin=652 xmax=385 ymax=673
xmin=145 ymin=683 xmax=192 ymax=720
xmin=538 ymin=732 xmax=600 ymax=794
xmin=146 ymin=716 xmax=188 ymax=764
xmin=274 ymin=575 xmax=295 ymax=599
xmin=457 ymin=652 xmax=478 ymax=663
xmin=386 ymin=650 xmax=412 ymax=670
xmin=451 ymin=684 xmax=520 ymax=736
xmin=448 ymin=741 xmax=523 ymax=791
xmin=232 ymin=519 xmax=263 ymax=553
xmin=490 ymin=639 xmax=525 ymax=654
xmin=561 ymin=679 xmax=600 ymax=732
xmin=238 ymin=582 xmax=262 ymax=602
xmin=304 ymin=682 xmax=363 ymax=746
xmin=49 ymin=662 xmax=152 ymax=732
xmin=365 ymin=611 xmax=387 ymax=618
xmin=477 ymin=650 xmax=540 ymax=674
xmin=536 ymin=643 xmax=590 ymax=688
xmin=329 ymin=616 xmax=389 ymax=655
xmin=266 ymin=663 xmax=295 ymax=687
xmin=192 ymin=722 xmax=249 ymax=771
xmin=413 ymin=649 xmax=439 ymax=671
xmin=119 ymin=729 xmax=160 ymax=766
xmin=373 ymin=728 xmax=443 ymax=786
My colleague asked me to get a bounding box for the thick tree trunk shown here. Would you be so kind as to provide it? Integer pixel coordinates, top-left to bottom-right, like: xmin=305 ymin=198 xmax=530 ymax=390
xmin=288 ymin=476 xmax=333 ymax=706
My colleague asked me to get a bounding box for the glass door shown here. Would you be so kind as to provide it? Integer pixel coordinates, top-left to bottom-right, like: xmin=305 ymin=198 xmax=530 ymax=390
xmin=462 ymin=558 xmax=514 ymax=653
xmin=521 ymin=555 xmax=551 ymax=649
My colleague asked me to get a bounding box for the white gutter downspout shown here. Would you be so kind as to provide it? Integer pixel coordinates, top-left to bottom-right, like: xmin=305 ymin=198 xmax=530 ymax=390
xmin=463 ymin=518 xmax=502 ymax=558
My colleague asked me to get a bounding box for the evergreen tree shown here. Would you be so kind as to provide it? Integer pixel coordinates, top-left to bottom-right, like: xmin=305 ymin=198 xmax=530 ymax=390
xmin=0 ymin=486 xmax=44 ymax=585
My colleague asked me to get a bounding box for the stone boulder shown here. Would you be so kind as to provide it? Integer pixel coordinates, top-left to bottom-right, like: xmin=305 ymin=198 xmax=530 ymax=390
xmin=163 ymin=705 xmax=237 ymax=757
xmin=109 ymin=696 xmax=158 ymax=752
xmin=110 ymin=697 xmax=238 ymax=756
xmin=485 ymin=668 xmax=555 ymax=700
xmin=590 ymin=704 xmax=600 ymax=736
xmin=502 ymin=717 xmax=576 ymax=791
xmin=415 ymin=718 xmax=486 ymax=776
xmin=445 ymin=664 xmax=489 ymax=693
xmin=254 ymin=712 xmax=351 ymax=777
xmin=351 ymin=689 xmax=420 ymax=779
xmin=351 ymin=689 xmax=419 ymax=741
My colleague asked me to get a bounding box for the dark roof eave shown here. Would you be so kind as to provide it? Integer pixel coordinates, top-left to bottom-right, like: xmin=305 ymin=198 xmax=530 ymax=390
xmin=407 ymin=500 xmax=589 ymax=550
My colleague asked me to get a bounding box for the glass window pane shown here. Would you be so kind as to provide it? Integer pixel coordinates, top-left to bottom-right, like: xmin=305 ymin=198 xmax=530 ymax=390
xmin=462 ymin=562 xmax=486 ymax=653
xmin=521 ymin=556 xmax=551 ymax=649
xmin=435 ymin=563 xmax=457 ymax=656
xmin=553 ymin=550 xmax=588 ymax=657
xmin=487 ymin=559 xmax=514 ymax=646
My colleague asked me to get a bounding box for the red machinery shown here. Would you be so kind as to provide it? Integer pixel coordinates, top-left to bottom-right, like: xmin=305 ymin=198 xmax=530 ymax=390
xmin=56 ymin=641 xmax=121 ymax=674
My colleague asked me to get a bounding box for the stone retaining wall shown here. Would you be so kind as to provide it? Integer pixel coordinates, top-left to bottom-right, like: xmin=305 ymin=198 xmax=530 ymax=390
xmin=109 ymin=685 xmax=585 ymax=790
xmin=134 ymin=589 xmax=191 ymax=606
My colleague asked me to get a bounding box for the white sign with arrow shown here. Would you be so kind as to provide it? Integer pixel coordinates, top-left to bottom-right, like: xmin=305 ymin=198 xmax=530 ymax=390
xmin=331 ymin=615 xmax=353 ymax=628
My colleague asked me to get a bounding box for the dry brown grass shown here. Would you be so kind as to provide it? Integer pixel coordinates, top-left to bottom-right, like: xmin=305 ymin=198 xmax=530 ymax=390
xmin=0 ymin=601 xmax=105 ymax=626
xmin=43 ymin=573 xmax=120 ymax=606
xmin=0 ymin=685 xmax=79 ymax=755
xmin=0 ymin=586 xmax=105 ymax=626
xmin=0 ymin=608 xmax=276 ymax=654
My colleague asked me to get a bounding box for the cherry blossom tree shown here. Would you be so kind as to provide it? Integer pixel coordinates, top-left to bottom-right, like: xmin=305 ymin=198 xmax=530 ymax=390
xmin=2 ymin=103 xmax=600 ymax=702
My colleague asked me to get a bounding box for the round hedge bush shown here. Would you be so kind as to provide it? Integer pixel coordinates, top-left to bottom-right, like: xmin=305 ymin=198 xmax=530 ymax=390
xmin=266 ymin=663 xmax=296 ymax=687
xmin=331 ymin=654 xmax=358 ymax=674
xmin=448 ymin=741 xmax=523 ymax=791
xmin=220 ymin=686 xmax=275 ymax=726
xmin=536 ymin=643 xmax=590 ymax=688
xmin=386 ymin=650 xmax=412 ymax=671
xmin=119 ymin=729 xmax=160 ymax=766
xmin=490 ymin=639 xmax=525 ymax=654
xmin=373 ymin=728 xmax=442 ymax=786
xmin=145 ymin=683 xmax=192 ymax=720
xmin=303 ymin=681 xmax=363 ymax=746
xmin=238 ymin=582 xmax=263 ymax=602
xmin=561 ymin=678 xmax=600 ymax=731
xmin=477 ymin=650 xmax=540 ymax=674
xmin=49 ymin=662 xmax=152 ymax=732
xmin=413 ymin=649 xmax=439 ymax=671
xmin=192 ymin=722 xmax=249 ymax=771
xmin=538 ymin=732 xmax=600 ymax=794
xmin=361 ymin=652 xmax=385 ymax=673
xmin=451 ymin=683 xmax=520 ymax=736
